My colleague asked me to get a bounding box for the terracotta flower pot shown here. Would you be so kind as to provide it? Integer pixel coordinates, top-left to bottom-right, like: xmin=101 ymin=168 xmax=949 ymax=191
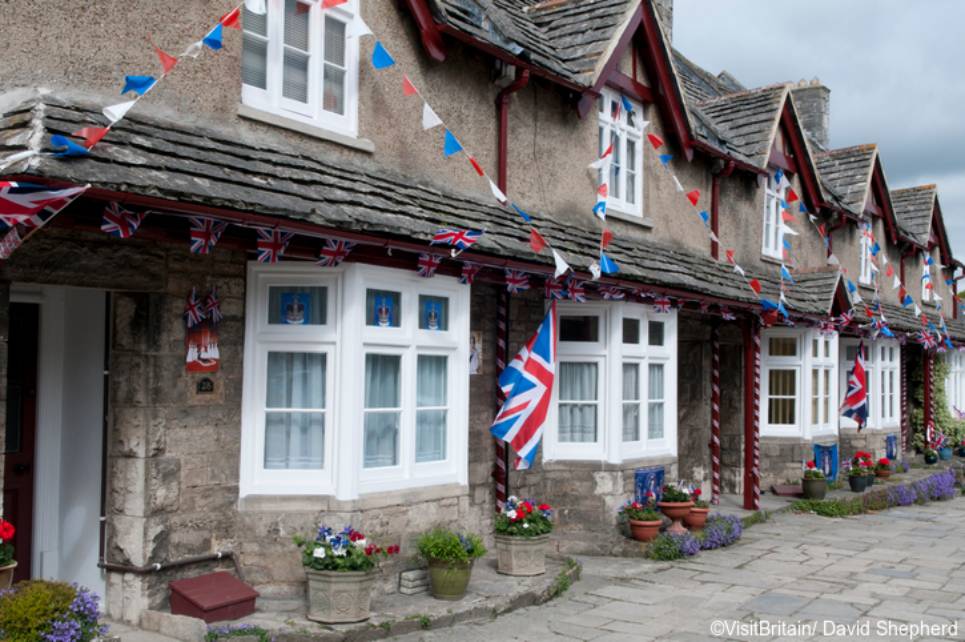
xmin=875 ymin=469 xmax=891 ymax=479
xmin=658 ymin=501 xmax=694 ymax=535
xmin=802 ymin=478 xmax=828 ymax=500
xmin=427 ymin=559 xmax=473 ymax=601
xmin=683 ymin=507 xmax=709 ymax=531
xmin=627 ymin=519 xmax=662 ymax=542
xmin=495 ymin=534 xmax=547 ymax=576
xmin=305 ymin=569 xmax=376 ymax=624
xmin=0 ymin=561 xmax=16 ymax=589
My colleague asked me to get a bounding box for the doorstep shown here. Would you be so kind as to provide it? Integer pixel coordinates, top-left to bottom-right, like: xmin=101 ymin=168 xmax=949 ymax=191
xmin=205 ymin=556 xmax=580 ymax=641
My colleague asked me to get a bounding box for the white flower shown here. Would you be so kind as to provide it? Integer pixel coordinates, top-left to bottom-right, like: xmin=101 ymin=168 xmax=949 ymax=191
xmin=507 ymin=495 xmax=519 ymax=503
xmin=312 ymin=546 xmax=326 ymax=559
xmin=523 ymin=523 xmax=529 ymax=529
xmin=507 ymin=509 xmax=518 ymax=519
xmin=354 ymin=538 xmax=367 ymax=549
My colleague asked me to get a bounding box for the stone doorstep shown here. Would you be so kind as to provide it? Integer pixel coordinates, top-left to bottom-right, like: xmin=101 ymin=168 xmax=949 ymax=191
xmin=201 ymin=556 xmax=581 ymax=641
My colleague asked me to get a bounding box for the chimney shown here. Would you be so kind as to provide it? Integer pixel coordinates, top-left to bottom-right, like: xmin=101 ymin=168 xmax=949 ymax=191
xmin=652 ymin=0 xmax=673 ymax=42
xmin=790 ymin=79 xmax=831 ymax=150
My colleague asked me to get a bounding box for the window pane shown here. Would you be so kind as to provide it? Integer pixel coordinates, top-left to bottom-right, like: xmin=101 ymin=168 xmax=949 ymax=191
xmin=324 ymin=16 xmax=346 ymax=65
xmin=648 ymin=364 xmax=664 ymax=439
xmin=284 ymin=0 xmax=310 ymax=50
xmin=626 ymin=139 xmax=637 ymax=205
xmin=623 ymin=318 xmax=640 ymax=344
xmin=416 ymin=356 xmax=447 ymax=462
xmin=649 ymin=364 xmax=664 ymax=400
xmin=266 ymin=352 xmax=326 ymax=408
xmin=769 ymin=337 xmax=797 ymax=357
xmin=268 ymin=286 xmax=328 ymax=325
xmin=769 ymin=368 xmax=795 ymax=396
xmin=265 ymin=412 xmax=324 ymax=469
xmin=419 ymin=295 xmax=449 ymax=331
xmin=363 ymin=412 xmax=399 ymax=468
xmin=811 ymin=368 xmax=818 ymax=424
xmin=416 ymin=409 xmax=446 ymax=462
xmin=623 ymin=363 xmax=640 ymax=401
xmin=560 ymin=316 xmax=599 ymax=342
xmin=283 ymin=50 xmax=309 ymax=102
xmin=623 ymin=363 xmax=640 ymax=442
xmin=648 ymin=321 xmax=664 ymax=346
xmin=822 ymin=369 xmax=830 ymax=423
xmin=243 ymin=6 xmax=268 ymax=36
xmin=648 ymin=402 xmax=664 ymax=439
xmin=767 ymin=369 xmax=796 ymax=424
xmin=323 ymin=65 xmax=345 ymax=114
xmin=559 ymin=363 xmax=597 ymax=443
xmin=366 ymin=289 xmax=401 ymax=327
xmin=242 ymin=35 xmax=268 ymax=89
xmin=610 ymin=130 xmax=621 ymax=199
xmin=417 ymin=355 xmax=447 ymax=406
xmin=364 ymin=354 xmax=400 ymax=408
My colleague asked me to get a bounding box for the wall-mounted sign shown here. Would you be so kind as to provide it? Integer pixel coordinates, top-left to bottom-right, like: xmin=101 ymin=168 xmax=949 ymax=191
xmin=196 ymin=377 xmax=215 ymax=394
xmin=470 ymin=330 xmax=482 ymax=375
xmin=280 ymin=292 xmax=310 ymax=325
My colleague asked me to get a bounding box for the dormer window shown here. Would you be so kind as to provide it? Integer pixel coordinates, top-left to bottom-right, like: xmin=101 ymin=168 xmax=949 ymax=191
xmin=598 ymin=89 xmax=644 ymax=219
xmin=762 ymin=172 xmax=786 ymax=259
xmin=242 ymin=0 xmax=360 ymax=138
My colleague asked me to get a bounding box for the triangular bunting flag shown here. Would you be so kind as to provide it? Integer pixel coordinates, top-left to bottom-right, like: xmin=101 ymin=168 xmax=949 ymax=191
xmin=103 ymin=99 xmax=138 ymax=123
xmin=749 ymin=278 xmax=762 ymax=295
xmin=659 ymin=154 xmax=673 ymax=166
xmin=443 ymin=130 xmax=463 ymax=157
xmin=245 ymin=0 xmax=267 ymax=14
xmin=468 ymin=155 xmax=485 ymax=177
xmin=786 ymin=188 xmax=799 ymax=203
xmin=529 ymin=228 xmax=546 ymax=254
xmin=74 ymin=126 xmax=110 ymax=149
xmin=154 ymin=46 xmax=178 ymax=74
xmin=671 ymin=175 xmax=684 ymax=192
xmin=50 ymin=135 xmax=91 ymax=158
xmin=121 ymin=75 xmax=157 ymax=96
xmin=371 ymin=41 xmax=395 ymax=69
xmin=402 ymin=75 xmax=418 ymax=96
xmin=220 ymin=7 xmax=242 ymax=29
xmin=601 ymin=228 xmax=614 ymax=249
xmin=552 ymin=249 xmax=570 ymax=278
xmin=346 ymin=16 xmax=373 ymax=38
xmin=686 ymin=190 xmax=700 ymax=207
xmin=511 ymin=203 xmax=531 ymax=222
xmin=647 ymin=133 xmax=664 ymax=149
xmin=422 ymin=103 xmax=443 ymax=130
xmin=489 ymin=179 xmax=508 ymax=204
xmin=600 ymin=252 xmax=619 ymax=274
xmin=203 ymin=24 xmax=224 ymax=50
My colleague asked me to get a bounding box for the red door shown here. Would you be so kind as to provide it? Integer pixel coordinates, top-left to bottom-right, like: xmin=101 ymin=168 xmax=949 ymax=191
xmin=3 ymin=302 xmax=39 ymax=582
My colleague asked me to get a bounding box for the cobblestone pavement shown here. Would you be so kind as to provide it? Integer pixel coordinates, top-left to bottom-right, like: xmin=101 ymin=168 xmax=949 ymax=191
xmin=397 ymin=497 xmax=965 ymax=641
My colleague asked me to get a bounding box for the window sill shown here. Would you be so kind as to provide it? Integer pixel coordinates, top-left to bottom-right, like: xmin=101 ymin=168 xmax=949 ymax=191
xmin=760 ymin=254 xmax=785 ymax=266
xmin=238 ymin=104 xmax=375 ymax=153
xmin=607 ymin=208 xmax=653 ymax=228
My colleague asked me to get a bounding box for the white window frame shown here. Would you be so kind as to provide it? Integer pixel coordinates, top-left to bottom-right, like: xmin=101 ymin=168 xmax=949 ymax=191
xmin=878 ymin=342 xmax=900 ymax=428
xmin=242 ymin=0 xmax=360 ymax=138
xmin=761 ymin=328 xmax=839 ymax=438
xmin=544 ymin=302 xmax=677 ymax=463
xmin=762 ymin=172 xmax=786 ymax=259
xmin=240 ymin=262 xmax=469 ymax=499
xmin=946 ymin=352 xmax=965 ymax=416
xmin=838 ymin=338 xmax=900 ymax=431
xmin=598 ymin=88 xmax=645 ymax=219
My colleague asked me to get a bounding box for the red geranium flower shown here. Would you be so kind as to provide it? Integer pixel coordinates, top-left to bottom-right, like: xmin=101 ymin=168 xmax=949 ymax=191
xmin=806 ymin=460 xmax=816 ymax=469
xmin=878 ymin=457 xmax=890 ymax=466
xmin=0 ymin=520 xmax=14 ymax=542
xmin=538 ymin=503 xmax=551 ymax=511
xmin=521 ymin=501 xmax=533 ymax=514
xmin=692 ymin=488 xmax=702 ymax=498
xmin=387 ymin=544 xmax=400 ymax=555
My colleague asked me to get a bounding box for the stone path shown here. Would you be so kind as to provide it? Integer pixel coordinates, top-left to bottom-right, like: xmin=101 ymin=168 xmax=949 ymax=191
xmin=395 ymin=497 xmax=965 ymax=641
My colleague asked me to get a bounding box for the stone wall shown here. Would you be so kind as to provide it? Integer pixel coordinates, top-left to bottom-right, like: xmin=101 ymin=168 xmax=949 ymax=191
xmin=839 ymin=428 xmax=901 ymax=463
xmin=758 ymin=436 xmax=839 ymax=489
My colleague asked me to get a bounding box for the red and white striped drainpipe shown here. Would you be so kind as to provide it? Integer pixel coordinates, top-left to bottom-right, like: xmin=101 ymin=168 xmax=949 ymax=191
xmin=710 ymin=323 xmax=722 ymax=505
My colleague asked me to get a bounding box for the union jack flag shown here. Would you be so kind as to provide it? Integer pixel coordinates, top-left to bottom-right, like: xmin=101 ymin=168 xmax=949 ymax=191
xmin=459 ymin=262 xmax=481 ymax=285
xmin=817 ymin=319 xmax=837 ymax=335
xmin=653 ymin=296 xmax=672 ymax=313
xmin=430 ymin=228 xmax=482 ymax=251
xmin=505 ymin=269 xmax=530 ymax=294
xmin=256 ymin=228 xmax=293 ymax=264
xmin=184 ymin=287 xmax=206 ymax=329
xmin=0 ymin=182 xmax=89 ymax=228
xmin=841 ymin=341 xmax=868 ymax=430
xmin=417 ymin=252 xmax=441 ymax=278
xmin=101 ymin=202 xmax=144 ymax=238
xmin=599 ymin=285 xmax=625 ymax=300
xmin=205 ymin=287 xmax=223 ymax=325
xmin=719 ymin=306 xmax=737 ymax=321
xmin=490 ymin=301 xmax=557 ymax=469
xmin=568 ymin=279 xmax=587 ymax=303
xmin=918 ymin=330 xmax=938 ymax=350
xmin=544 ymin=277 xmax=566 ymax=300
xmin=317 ymin=238 xmax=354 ymax=267
xmin=189 ymin=217 xmax=227 ymax=254
xmin=836 ymin=310 xmax=854 ymax=328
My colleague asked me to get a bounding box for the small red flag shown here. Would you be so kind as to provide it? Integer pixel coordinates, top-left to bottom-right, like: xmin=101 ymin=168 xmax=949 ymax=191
xmin=601 ymin=228 xmax=614 ymax=249
xmin=600 ymin=143 xmax=613 ymax=159
xmin=402 ymin=75 xmax=418 ymax=96
xmin=647 ymin=133 xmax=664 ymax=149
xmin=786 ymin=188 xmax=799 ymax=203
xmin=529 ymin=228 xmax=546 ymax=254
xmin=686 ymin=190 xmax=700 ymax=207
xmin=468 ymin=155 xmax=484 ymax=177
xmin=725 ymin=249 xmax=735 ymax=264
xmin=781 ymin=210 xmax=795 ymax=223
xmin=73 ymin=126 xmax=110 ymax=149
xmin=155 ymin=46 xmax=178 ymax=74
xmin=220 ymin=7 xmax=242 ymax=29
xmin=886 ymin=265 xmax=895 ymax=277
xmin=597 ymin=183 xmax=608 ymax=198
xmin=899 ymin=286 xmax=907 ymax=300
xmin=817 ymin=224 xmax=827 ymax=237
xmin=322 ymin=0 xmax=348 ymax=7
xmin=749 ymin=278 xmax=762 ymax=295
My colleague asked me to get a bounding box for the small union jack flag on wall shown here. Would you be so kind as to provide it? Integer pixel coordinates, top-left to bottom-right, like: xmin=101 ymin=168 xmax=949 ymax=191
xmin=205 ymin=287 xmax=223 ymax=325
xmin=720 ymin=306 xmax=737 ymax=320
xmin=184 ymin=287 xmax=206 ymax=329
xmin=256 ymin=228 xmax=293 ymax=264
xmin=568 ymin=279 xmax=587 ymax=303
xmin=653 ymin=297 xmax=672 ymax=313
xmin=599 ymin=286 xmax=625 ymax=301
xmin=189 ymin=216 xmax=227 ymax=254
xmin=459 ymin=262 xmax=480 ymax=285
xmin=417 ymin=253 xmax=441 ymax=278
xmin=317 ymin=238 xmax=355 ymax=267
xmin=544 ymin=277 xmax=567 ymax=300
xmin=101 ymin=202 xmax=144 ymax=239
xmin=430 ymin=228 xmax=482 ymax=251
xmin=505 ymin=270 xmax=530 ymax=294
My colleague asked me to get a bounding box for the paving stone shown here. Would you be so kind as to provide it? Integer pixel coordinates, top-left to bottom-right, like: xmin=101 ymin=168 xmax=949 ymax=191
xmin=866 ymin=566 xmax=917 ymax=578
xmin=741 ymin=592 xmax=812 ymax=616
xmin=588 ymin=584 xmax=662 ymax=604
xmin=794 ymin=597 xmax=865 ymax=620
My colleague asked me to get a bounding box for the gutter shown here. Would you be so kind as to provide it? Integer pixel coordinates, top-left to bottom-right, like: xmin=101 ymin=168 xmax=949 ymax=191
xmin=496 ymin=67 xmax=530 ymax=193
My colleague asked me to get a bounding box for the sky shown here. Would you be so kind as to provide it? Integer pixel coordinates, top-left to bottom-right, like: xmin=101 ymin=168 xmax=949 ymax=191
xmin=673 ymin=0 xmax=965 ymax=264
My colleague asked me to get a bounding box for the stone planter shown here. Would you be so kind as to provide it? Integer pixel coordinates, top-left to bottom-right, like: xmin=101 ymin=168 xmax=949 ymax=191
xmin=658 ymin=501 xmax=694 ymax=535
xmin=875 ymin=469 xmax=891 ymax=479
xmin=0 ymin=561 xmax=16 ymax=589
xmin=802 ymin=478 xmax=828 ymax=500
xmin=627 ymin=519 xmax=662 ymax=542
xmin=427 ymin=559 xmax=473 ymax=600
xmin=848 ymin=475 xmax=869 ymax=493
xmin=305 ymin=569 xmax=376 ymax=624
xmin=683 ymin=507 xmax=709 ymax=531
xmin=495 ymin=534 xmax=548 ymax=576
xmin=939 ymin=447 xmax=953 ymax=461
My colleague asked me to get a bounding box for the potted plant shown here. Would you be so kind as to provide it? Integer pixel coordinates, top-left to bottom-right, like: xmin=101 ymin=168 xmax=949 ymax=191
xmin=294 ymin=525 xmax=399 ymax=624
xmin=657 ymin=484 xmax=694 ymax=535
xmin=957 ymin=439 xmax=965 ymax=457
xmin=0 ymin=516 xmax=15 ymax=589
xmin=416 ymin=529 xmax=486 ymax=601
xmin=802 ymin=460 xmax=828 ymax=499
xmin=683 ymin=487 xmax=710 ymax=531
xmin=935 ymin=433 xmax=953 ymax=460
xmin=847 ymin=461 xmax=870 ymax=493
xmin=618 ymin=495 xmax=663 ymax=542
xmin=494 ymin=496 xmax=553 ymax=576
xmin=924 ymin=448 xmax=939 ymax=465
xmin=875 ymin=457 xmax=892 ymax=479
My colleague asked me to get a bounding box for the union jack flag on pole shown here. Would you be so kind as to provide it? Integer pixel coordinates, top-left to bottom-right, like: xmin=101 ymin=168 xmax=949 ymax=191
xmin=490 ymin=301 xmax=558 ymax=469
xmin=0 ymin=182 xmax=89 ymax=228
xmin=255 ymin=228 xmax=293 ymax=264
xmin=841 ymin=341 xmax=868 ymax=430
xmin=316 ymin=238 xmax=355 ymax=267
xmin=189 ymin=217 xmax=228 ymax=254
xmin=430 ymin=228 xmax=482 ymax=251
xmin=101 ymin=202 xmax=145 ymax=238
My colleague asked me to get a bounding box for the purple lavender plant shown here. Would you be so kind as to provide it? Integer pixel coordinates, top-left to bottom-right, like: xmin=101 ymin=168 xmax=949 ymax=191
xmin=900 ymin=459 xmax=911 ymax=474
xmin=888 ymin=484 xmax=917 ymax=507
xmin=672 ymin=532 xmax=700 ymax=557
xmin=698 ymin=515 xmax=743 ymax=550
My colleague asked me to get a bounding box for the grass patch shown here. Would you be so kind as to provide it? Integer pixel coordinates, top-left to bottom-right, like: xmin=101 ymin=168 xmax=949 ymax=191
xmin=791 ymin=498 xmax=864 ymax=518
xmin=741 ymin=510 xmax=770 ymax=529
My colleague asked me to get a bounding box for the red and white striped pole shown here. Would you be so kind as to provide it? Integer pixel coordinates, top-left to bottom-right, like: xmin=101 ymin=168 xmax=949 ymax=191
xmin=742 ymin=318 xmax=761 ymax=510
xmin=710 ymin=323 xmax=721 ymax=505
xmin=752 ymin=324 xmax=761 ymax=510
xmin=900 ymin=345 xmax=909 ymax=453
xmin=493 ymin=288 xmax=510 ymax=510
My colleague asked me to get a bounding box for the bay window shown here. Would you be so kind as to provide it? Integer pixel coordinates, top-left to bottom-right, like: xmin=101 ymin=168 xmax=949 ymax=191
xmin=598 ymin=89 xmax=644 ymax=218
xmin=762 ymin=172 xmax=786 ymax=259
xmin=546 ymin=302 xmax=677 ymax=462
xmin=762 ymin=329 xmax=839 ymax=438
xmin=242 ymin=0 xmax=360 ymax=138
xmin=241 ymin=263 xmax=469 ymax=499
xmin=838 ymin=338 xmax=900 ymax=430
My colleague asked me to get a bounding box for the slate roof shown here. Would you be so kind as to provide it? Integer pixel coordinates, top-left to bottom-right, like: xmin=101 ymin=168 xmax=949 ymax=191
xmin=891 ymin=185 xmax=936 ymax=247
xmin=692 ymin=85 xmax=789 ymax=168
xmin=0 ymin=91 xmax=841 ymax=317
xmin=814 ymin=145 xmax=876 ymax=215
xmin=427 ymin=0 xmax=636 ymax=86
